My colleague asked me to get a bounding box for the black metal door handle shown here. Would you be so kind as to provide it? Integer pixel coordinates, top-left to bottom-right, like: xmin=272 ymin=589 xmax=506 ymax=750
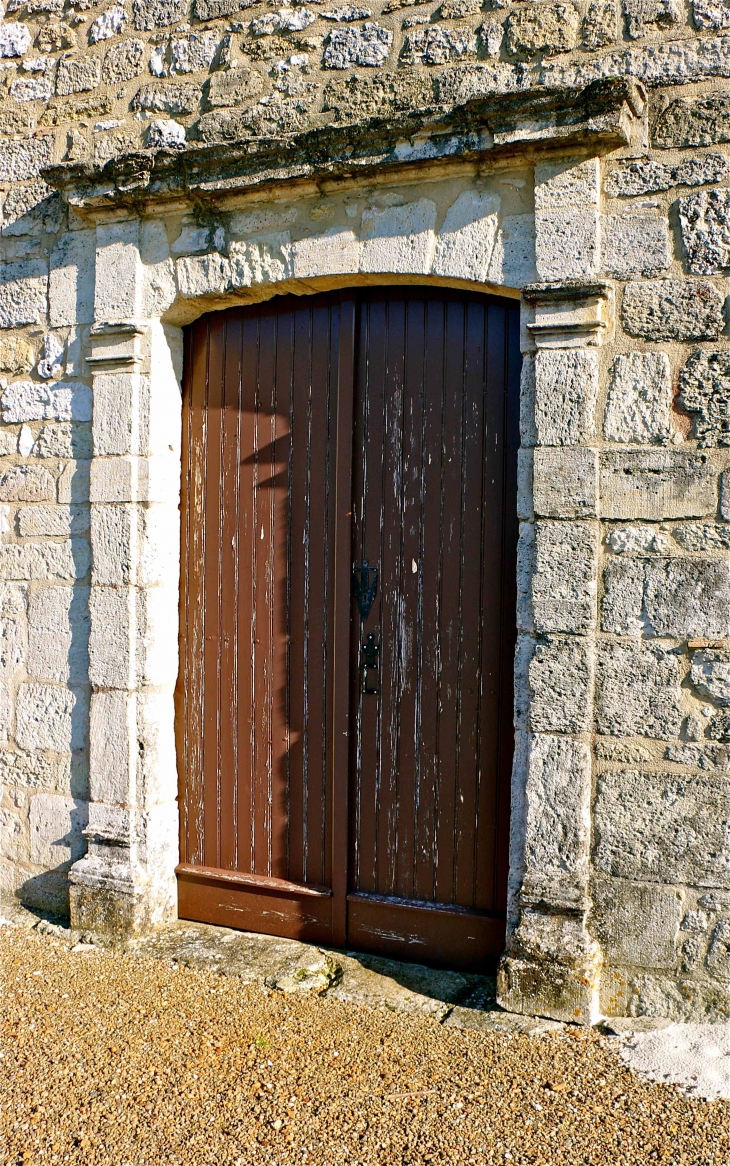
xmin=352 ymin=559 xmax=378 ymax=621
xmin=362 ymin=631 xmax=379 ymax=695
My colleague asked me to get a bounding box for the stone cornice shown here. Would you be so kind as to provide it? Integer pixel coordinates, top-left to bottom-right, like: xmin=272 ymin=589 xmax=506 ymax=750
xmin=43 ymin=77 xmax=644 ymax=215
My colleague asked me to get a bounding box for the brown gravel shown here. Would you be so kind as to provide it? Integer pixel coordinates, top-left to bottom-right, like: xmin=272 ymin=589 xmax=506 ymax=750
xmin=2 ymin=928 xmax=728 ymax=1166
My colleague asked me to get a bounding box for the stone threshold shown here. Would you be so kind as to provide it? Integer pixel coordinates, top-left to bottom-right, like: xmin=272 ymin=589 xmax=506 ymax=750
xmin=0 ymin=901 xmax=564 ymax=1037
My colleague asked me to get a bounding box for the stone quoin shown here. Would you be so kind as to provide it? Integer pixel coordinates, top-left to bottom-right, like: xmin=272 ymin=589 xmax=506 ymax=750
xmin=0 ymin=0 xmax=729 ymax=1029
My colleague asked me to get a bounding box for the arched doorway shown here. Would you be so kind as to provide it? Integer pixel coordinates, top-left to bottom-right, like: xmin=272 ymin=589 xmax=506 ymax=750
xmin=175 ymin=286 xmax=520 ymax=971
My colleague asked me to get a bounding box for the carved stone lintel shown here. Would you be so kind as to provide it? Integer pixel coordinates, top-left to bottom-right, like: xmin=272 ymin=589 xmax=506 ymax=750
xmin=524 ymin=280 xmax=614 ymax=349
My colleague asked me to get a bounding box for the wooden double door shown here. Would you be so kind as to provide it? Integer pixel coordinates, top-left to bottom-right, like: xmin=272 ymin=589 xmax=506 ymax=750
xmin=176 ymin=287 xmax=520 ymax=971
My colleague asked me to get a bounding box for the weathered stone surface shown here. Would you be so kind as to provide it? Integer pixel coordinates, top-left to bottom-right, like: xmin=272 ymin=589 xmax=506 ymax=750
xmin=1 ymin=381 xmax=92 ymax=425
xmin=0 ymin=136 xmax=53 ymax=183
xmin=706 ymin=919 xmax=730 ymax=978
xmin=27 ymin=585 xmax=89 ymax=684
xmin=599 ymin=451 xmax=716 ymax=520
xmin=522 ymin=733 xmax=592 ymax=891
xmin=488 ymin=213 xmax=537 ymax=286
xmin=9 ymin=75 xmax=54 ymax=101
xmin=196 ymin=95 xmax=311 ymax=139
xmin=533 ymin=349 xmax=598 ymax=446
xmin=533 ymin=448 xmax=597 ymax=518
xmin=89 ymin=6 xmax=126 ymax=43
xmin=323 ymin=72 xmax=434 ymax=120
xmin=0 ymin=22 xmax=31 ymax=57
xmin=132 ymin=83 xmax=199 ymax=115
xmin=518 ymin=520 xmax=598 ymax=635
xmin=645 ymin=558 xmax=730 ymax=638
xmin=401 ymin=26 xmax=477 ymax=64
xmin=592 ymin=879 xmax=683 ymax=969
xmin=690 ymin=649 xmax=730 ymax=704
xmin=679 ymin=189 xmax=730 ymax=274
xmin=673 ymin=522 xmax=730 ymax=551
xmin=360 ymin=200 xmax=436 ymax=274
xmin=654 ymin=91 xmax=730 ymax=147
xmin=601 ymin=556 xmax=645 ymax=635
xmin=0 ymin=541 xmax=90 ymax=582
xmin=35 ymin=17 xmax=76 ymax=52
xmin=596 ymin=642 xmax=682 ymax=739
xmin=322 ymin=4 xmax=373 ymax=18
xmin=0 ymin=261 xmax=47 ymax=329
xmin=146 ymin=119 xmax=186 ymax=148
xmin=204 ymin=67 xmax=264 ymax=107
xmin=621 ymin=280 xmax=725 ymax=341
xmin=523 ymin=635 xmax=594 ymax=733
xmin=534 ymin=158 xmax=599 ymax=210
xmin=431 ymin=190 xmax=500 ymax=283
xmin=594 ymin=769 xmax=730 ymax=887
xmin=601 ymin=214 xmax=671 ymax=278
xmin=678 ymin=350 xmax=730 ymax=446
xmin=49 ymin=229 xmax=95 ymax=328
xmin=132 ymin=0 xmax=187 ymax=28
xmin=56 ymin=55 xmax=101 ymax=96
xmin=605 ymin=154 xmax=730 ymax=197
xmin=18 ymin=505 xmax=90 ymax=537
xmin=30 ymin=792 xmax=87 ymax=866
xmin=0 ymin=465 xmax=55 ymax=502
xmin=535 ymin=208 xmax=600 ymax=281
xmin=582 ymin=0 xmax=618 ymax=48
xmin=666 ymin=741 xmax=730 ymax=769
xmin=323 ymin=22 xmax=392 ymax=67
xmin=176 ymin=252 xmax=231 ymax=297
xmin=16 ymin=683 xmax=88 ymax=752
xmin=595 ymin=738 xmax=653 ymax=762
xmin=102 ymin=38 xmax=145 ymax=84
xmin=505 ymin=1 xmax=580 ymax=55
xmin=603 ymin=353 xmax=672 ymax=444
xmin=229 ymin=233 xmax=293 ymax=286
xmin=170 ymin=31 xmax=220 ymax=74
xmin=0 ymin=336 xmax=35 ymax=375
xmin=694 ymin=0 xmax=730 ymax=26
xmin=622 ymin=0 xmax=680 ymax=38
xmin=605 ymin=524 xmax=671 ymax=554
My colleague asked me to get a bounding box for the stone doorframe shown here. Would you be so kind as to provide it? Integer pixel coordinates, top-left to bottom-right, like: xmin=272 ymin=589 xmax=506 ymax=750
xmin=46 ymin=77 xmax=644 ymax=1024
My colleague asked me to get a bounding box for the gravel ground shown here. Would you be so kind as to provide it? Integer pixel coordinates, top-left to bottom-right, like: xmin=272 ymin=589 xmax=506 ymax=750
xmin=2 ymin=927 xmax=728 ymax=1166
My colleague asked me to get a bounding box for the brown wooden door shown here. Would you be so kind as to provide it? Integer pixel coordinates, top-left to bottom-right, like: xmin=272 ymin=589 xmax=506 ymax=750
xmin=177 ymin=288 xmax=520 ymax=971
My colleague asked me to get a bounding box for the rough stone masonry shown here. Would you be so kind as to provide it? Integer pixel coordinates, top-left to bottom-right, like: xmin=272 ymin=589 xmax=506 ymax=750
xmin=2 ymin=0 xmax=730 ymax=1029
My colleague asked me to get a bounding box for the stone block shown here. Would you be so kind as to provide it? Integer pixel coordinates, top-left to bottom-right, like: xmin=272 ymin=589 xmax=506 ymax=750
xmin=34 ymin=423 xmax=92 ymax=460
xmin=88 ymin=587 xmax=131 ymax=689
xmin=601 ymin=214 xmax=671 ymax=278
xmin=0 ymin=465 xmax=55 ymax=502
xmin=582 ymin=0 xmax=618 ymax=48
xmin=322 ymin=72 xmax=435 ymax=122
xmin=102 ymin=37 xmax=145 ymax=84
xmin=0 ymin=135 xmax=53 ymax=183
xmin=592 ymin=878 xmax=683 ymax=969
xmin=519 ymin=354 xmax=536 ymax=448
xmin=522 ymin=733 xmax=591 ymax=892
xmin=95 ymin=220 xmax=141 ymax=321
xmin=132 ymin=82 xmax=200 ymax=116
xmin=603 ymin=353 xmax=672 ymax=444
xmin=176 ymin=253 xmax=231 ymax=298
xmin=644 ymin=558 xmax=730 ymax=638
xmin=229 ymin=234 xmax=293 ymax=288
xmin=516 ymin=449 xmax=533 ymax=521
xmin=534 ymin=349 xmax=598 ymax=446
xmin=673 ymin=522 xmax=730 ymax=551
xmin=204 ymin=67 xmax=264 ymax=107
xmin=27 ymin=585 xmax=90 ymax=684
xmin=92 ymin=371 xmax=142 ymax=457
xmin=534 ymin=209 xmax=600 ymax=281
xmin=0 ymin=616 xmax=26 ymax=679
xmin=722 ymin=469 xmax=730 ymax=520
xmin=431 ymin=191 xmax=500 ymax=283
xmin=678 ymin=349 xmax=730 ymax=447
xmin=525 ymin=635 xmax=594 ymax=734
xmin=505 ymin=1 xmax=581 ymax=55
xmin=678 ymin=189 xmax=730 ymax=275
xmin=91 ymin=505 xmax=136 ymax=585
xmin=89 ymin=455 xmax=179 ymax=504
xmin=49 ymin=229 xmax=95 ymax=327
xmin=89 ymin=5 xmax=126 ymax=42
xmin=0 ymin=260 xmax=47 ymax=328
xmin=653 ymin=92 xmax=730 ymax=149
xmin=291 ymin=227 xmax=360 ymax=279
xmin=360 ymin=200 xmax=437 ymax=275
xmin=596 ymin=642 xmax=682 ymax=739
xmin=519 ymin=519 xmax=598 ymax=635
xmin=706 ymin=919 xmax=730 ymax=978
xmin=621 ymin=280 xmax=725 ymax=341
xmin=9 ymin=75 xmax=53 ymax=102
xmin=169 ymin=31 xmax=220 ymax=74
xmin=400 ymin=26 xmax=477 ymax=65
xmin=132 ymin=0 xmax=187 ymax=27
xmin=694 ymin=0 xmax=730 ymax=25
xmin=486 ymin=214 xmax=537 ymax=288
xmin=594 ymin=768 xmax=730 ymax=887
xmin=18 ymin=505 xmax=89 ymax=538
xmin=323 ymin=22 xmax=392 ymax=67
xmin=599 ymin=451 xmax=716 ymax=520
xmin=0 ymin=336 xmax=35 ymax=376
xmin=0 ymin=21 xmax=31 ymax=56
xmin=89 ymin=689 xmax=133 ymax=804
xmin=0 ymin=541 xmax=90 ymax=581
xmin=16 ymin=682 xmax=88 ymax=751
xmin=534 ymin=158 xmax=599 ymax=209
xmin=622 ymin=0 xmax=680 ymax=37
xmin=140 ymin=587 xmax=179 ymax=686
xmin=601 ymin=556 xmax=645 ymax=635
xmin=29 ymin=793 xmax=88 ymax=867
xmin=56 ymin=55 xmax=101 ymax=95
xmin=690 ymin=649 xmax=730 ymax=704
xmin=605 ymin=154 xmax=729 ymax=197
xmin=533 ymin=448 xmax=598 ymax=518
xmin=1 ymin=381 xmax=92 ymax=425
